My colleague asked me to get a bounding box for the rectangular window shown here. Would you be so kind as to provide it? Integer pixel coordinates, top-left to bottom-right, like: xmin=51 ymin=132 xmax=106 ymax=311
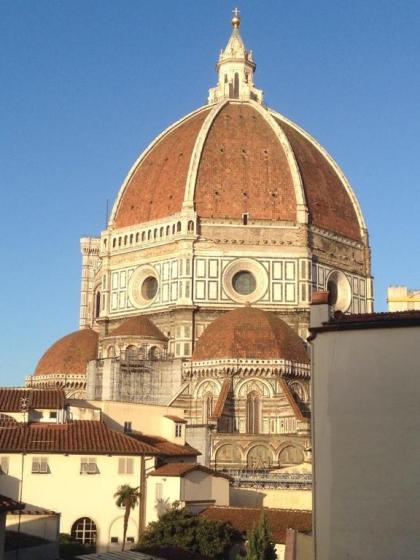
xmin=111 ymin=537 xmax=118 ymax=543
xmin=80 ymin=457 xmax=98 ymax=475
xmin=124 ymin=421 xmax=132 ymax=433
xmin=118 ymin=457 xmax=134 ymax=475
xmin=155 ymin=482 xmax=163 ymax=500
xmin=0 ymin=456 xmax=9 ymax=475
xmin=49 ymin=411 xmax=57 ymax=419
xmin=32 ymin=457 xmax=49 ymax=474
xmin=127 ymin=537 xmax=135 ymax=543
xmin=175 ymin=424 xmax=182 ymax=438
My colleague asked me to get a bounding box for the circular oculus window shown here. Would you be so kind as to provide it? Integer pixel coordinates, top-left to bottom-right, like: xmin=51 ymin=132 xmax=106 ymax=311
xmin=128 ymin=265 xmax=159 ymax=308
xmin=222 ymin=259 xmax=268 ymax=303
xmin=326 ymin=270 xmax=352 ymax=312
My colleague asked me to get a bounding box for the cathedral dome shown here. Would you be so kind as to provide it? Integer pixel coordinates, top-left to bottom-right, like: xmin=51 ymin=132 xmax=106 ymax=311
xmin=34 ymin=329 xmax=98 ymax=376
xmin=110 ymin=101 xmax=364 ymax=242
xmin=192 ymin=307 xmax=309 ymax=363
xmin=110 ymin=315 xmax=167 ymax=340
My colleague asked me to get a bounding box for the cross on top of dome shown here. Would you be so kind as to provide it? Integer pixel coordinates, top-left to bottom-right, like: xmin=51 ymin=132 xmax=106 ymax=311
xmin=208 ymin=10 xmax=263 ymax=104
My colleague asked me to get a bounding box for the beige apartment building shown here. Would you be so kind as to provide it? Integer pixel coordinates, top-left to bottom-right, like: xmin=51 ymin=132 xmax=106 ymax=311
xmin=387 ymin=285 xmax=420 ymax=311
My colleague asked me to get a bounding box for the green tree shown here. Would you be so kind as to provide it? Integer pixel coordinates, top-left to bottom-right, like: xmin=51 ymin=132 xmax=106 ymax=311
xmin=114 ymin=484 xmax=140 ymax=551
xmin=137 ymin=503 xmax=241 ymax=559
xmin=245 ymin=512 xmax=277 ymax=560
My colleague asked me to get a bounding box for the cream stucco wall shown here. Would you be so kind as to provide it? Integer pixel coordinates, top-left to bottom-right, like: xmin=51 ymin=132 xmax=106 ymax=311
xmin=90 ymin=400 xmax=185 ymax=443
xmin=311 ymin=323 xmax=420 ymax=559
xmin=0 ymin=452 xmax=145 ymax=552
xmin=230 ymin=487 xmax=312 ymax=510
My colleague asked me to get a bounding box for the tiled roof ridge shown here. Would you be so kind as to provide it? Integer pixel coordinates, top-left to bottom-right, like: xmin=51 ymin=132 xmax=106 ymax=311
xmin=332 ymin=310 xmax=420 ymax=323
xmin=0 ymin=419 xmax=159 ymax=455
xmin=204 ymin=505 xmax=311 ymax=513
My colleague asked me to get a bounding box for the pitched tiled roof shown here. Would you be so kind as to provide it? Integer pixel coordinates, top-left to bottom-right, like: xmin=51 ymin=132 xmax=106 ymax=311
xmin=149 ymin=462 xmax=231 ymax=480
xmin=193 ymin=307 xmax=309 ymax=363
xmin=279 ymin=379 xmax=309 ymax=422
xmin=211 ymin=378 xmax=232 ymax=419
xmin=34 ymin=329 xmax=98 ymax=376
xmin=110 ymin=315 xmax=167 ymax=340
xmin=0 ymin=388 xmax=65 ymax=412
xmin=129 ymin=433 xmax=199 ymax=457
xmin=163 ymin=415 xmax=187 ymax=423
xmin=0 ymin=421 xmax=158 ymax=456
xmin=0 ymin=496 xmax=24 ymax=512
xmin=201 ymin=507 xmax=312 ymax=544
xmin=0 ymin=414 xmax=18 ymax=427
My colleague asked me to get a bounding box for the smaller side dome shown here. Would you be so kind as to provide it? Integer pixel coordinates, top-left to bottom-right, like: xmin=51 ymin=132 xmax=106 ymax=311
xmin=193 ymin=307 xmax=309 ymax=363
xmin=35 ymin=329 xmax=98 ymax=376
xmin=110 ymin=315 xmax=167 ymax=340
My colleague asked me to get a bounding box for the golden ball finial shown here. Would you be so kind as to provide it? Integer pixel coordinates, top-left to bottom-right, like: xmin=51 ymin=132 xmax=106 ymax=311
xmin=232 ymin=7 xmax=241 ymax=28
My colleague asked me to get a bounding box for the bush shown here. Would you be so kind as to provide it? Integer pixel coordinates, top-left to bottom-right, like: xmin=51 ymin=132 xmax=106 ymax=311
xmin=59 ymin=533 xmax=95 ymax=559
xmin=137 ymin=504 xmax=242 ymax=559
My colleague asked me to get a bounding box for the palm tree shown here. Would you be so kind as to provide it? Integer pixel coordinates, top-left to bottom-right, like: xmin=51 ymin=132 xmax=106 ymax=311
xmin=114 ymin=484 xmax=140 ymax=551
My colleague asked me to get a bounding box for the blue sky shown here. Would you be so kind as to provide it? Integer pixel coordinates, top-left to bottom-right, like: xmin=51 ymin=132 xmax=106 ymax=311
xmin=1 ymin=0 xmax=419 ymax=386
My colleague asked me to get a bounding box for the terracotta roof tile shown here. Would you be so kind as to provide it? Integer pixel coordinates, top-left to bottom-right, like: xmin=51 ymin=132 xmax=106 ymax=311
xmin=163 ymin=415 xmax=187 ymax=423
xmin=149 ymin=462 xmax=231 ymax=479
xmin=201 ymin=506 xmax=312 ymax=544
xmin=195 ymin=103 xmax=296 ymax=221
xmin=0 ymin=496 xmax=24 ymax=512
xmin=276 ymin=119 xmax=362 ymax=241
xmin=211 ymin=378 xmax=232 ymax=419
xmin=114 ymin=108 xmax=211 ymax=227
xmin=193 ymin=307 xmax=309 ymax=363
xmin=0 ymin=421 xmax=158 ymax=455
xmin=34 ymin=329 xmax=98 ymax=376
xmin=110 ymin=315 xmax=167 ymax=340
xmin=129 ymin=433 xmax=199 ymax=457
xmin=0 ymin=388 xmax=65 ymax=412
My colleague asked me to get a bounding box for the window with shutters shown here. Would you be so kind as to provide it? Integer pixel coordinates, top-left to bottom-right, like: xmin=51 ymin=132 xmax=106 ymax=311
xmin=175 ymin=423 xmax=183 ymax=438
xmin=118 ymin=457 xmax=134 ymax=475
xmin=80 ymin=457 xmax=98 ymax=475
xmin=32 ymin=457 xmax=49 ymax=474
xmin=0 ymin=457 xmax=9 ymax=475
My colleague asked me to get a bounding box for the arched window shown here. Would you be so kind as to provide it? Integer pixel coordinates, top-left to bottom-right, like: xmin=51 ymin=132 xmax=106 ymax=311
xmin=125 ymin=345 xmax=138 ymax=361
xmin=147 ymin=230 xmax=151 ymax=240
xmin=187 ymin=220 xmax=194 ymax=232
xmin=135 ymin=232 xmax=139 ymax=243
xmin=107 ymin=346 xmax=115 ymax=358
xmin=149 ymin=346 xmax=160 ymax=361
xmin=160 ymin=227 xmax=164 ymax=237
xmin=154 ymin=228 xmax=157 ymax=239
xmin=247 ymin=445 xmax=272 ymax=469
xmin=246 ymin=391 xmax=260 ymax=434
xmin=71 ymin=517 xmax=97 ymax=546
xmin=95 ymin=291 xmax=101 ymax=318
xmin=279 ymin=445 xmax=304 ymax=466
xmin=124 ymin=235 xmax=127 ymax=245
xmin=118 ymin=237 xmax=122 ymax=247
xmin=176 ymin=221 xmax=181 ymax=232
xmin=141 ymin=232 xmax=146 ymax=242
xmin=203 ymin=392 xmax=213 ymax=424
xmin=172 ymin=224 xmax=176 ymax=234
xmin=166 ymin=225 xmax=170 ymax=236
xmin=215 ymin=444 xmax=241 ymax=465
xmin=112 ymin=238 xmax=116 ymax=248
xmin=129 ymin=234 xmax=133 ymax=244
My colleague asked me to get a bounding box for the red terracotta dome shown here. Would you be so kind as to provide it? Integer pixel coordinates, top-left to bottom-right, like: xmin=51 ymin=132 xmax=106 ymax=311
xmin=192 ymin=307 xmax=309 ymax=363
xmin=110 ymin=101 xmax=365 ymax=242
xmin=110 ymin=315 xmax=167 ymax=340
xmin=34 ymin=329 xmax=98 ymax=376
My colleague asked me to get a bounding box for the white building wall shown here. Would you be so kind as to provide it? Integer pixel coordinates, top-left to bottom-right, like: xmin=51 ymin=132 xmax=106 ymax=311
xmin=311 ymin=323 xmax=420 ymax=559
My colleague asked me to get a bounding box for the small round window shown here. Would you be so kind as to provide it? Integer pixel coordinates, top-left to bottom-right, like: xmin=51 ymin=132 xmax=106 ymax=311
xmin=141 ymin=276 xmax=158 ymax=300
xmin=232 ymin=270 xmax=256 ymax=295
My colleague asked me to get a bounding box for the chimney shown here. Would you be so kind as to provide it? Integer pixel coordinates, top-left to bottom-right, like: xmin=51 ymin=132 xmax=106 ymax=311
xmin=310 ymin=291 xmax=332 ymax=329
